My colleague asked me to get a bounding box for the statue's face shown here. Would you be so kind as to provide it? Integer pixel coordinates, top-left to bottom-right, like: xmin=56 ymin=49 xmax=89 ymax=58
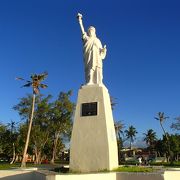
xmin=88 ymin=27 xmax=96 ymax=37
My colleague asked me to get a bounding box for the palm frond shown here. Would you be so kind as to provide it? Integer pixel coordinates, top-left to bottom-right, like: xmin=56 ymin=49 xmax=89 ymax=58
xmin=37 ymin=72 xmax=48 ymax=81
xmin=17 ymin=72 xmax=47 ymax=94
xmin=15 ymin=77 xmax=25 ymax=81
xmin=40 ymin=84 xmax=48 ymax=89
xmin=22 ymin=82 xmax=32 ymax=87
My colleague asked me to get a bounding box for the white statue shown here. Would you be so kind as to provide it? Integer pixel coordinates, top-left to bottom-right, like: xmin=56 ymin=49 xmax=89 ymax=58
xmin=77 ymin=13 xmax=107 ymax=85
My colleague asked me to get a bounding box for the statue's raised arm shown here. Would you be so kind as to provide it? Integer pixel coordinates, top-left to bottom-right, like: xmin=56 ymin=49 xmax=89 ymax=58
xmin=77 ymin=13 xmax=85 ymax=35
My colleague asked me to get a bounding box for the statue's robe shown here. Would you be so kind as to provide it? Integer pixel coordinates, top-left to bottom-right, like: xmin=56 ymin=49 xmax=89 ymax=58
xmin=82 ymin=33 xmax=103 ymax=84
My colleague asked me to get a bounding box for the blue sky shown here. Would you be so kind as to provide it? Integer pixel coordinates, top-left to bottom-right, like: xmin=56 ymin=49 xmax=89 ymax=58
xmin=0 ymin=0 xmax=179 ymax=141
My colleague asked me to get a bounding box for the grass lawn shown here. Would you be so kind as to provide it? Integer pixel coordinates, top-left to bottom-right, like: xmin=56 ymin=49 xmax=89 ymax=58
xmin=114 ymin=166 xmax=154 ymax=173
xmin=0 ymin=163 xmax=21 ymax=170
xmin=0 ymin=162 xmax=179 ymax=173
xmin=0 ymin=162 xmax=55 ymax=170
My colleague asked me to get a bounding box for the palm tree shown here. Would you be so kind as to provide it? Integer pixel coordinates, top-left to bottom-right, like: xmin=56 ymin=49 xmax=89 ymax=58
xmin=110 ymin=96 xmax=117 ymax=110
xmin=124 ymin=125 xmax=137 ymax=149
xmin=143 ymin=129 xmax=157 ymax=153
xmin=155 ymin=112 xmax=169 ymax=140
xmin=114 ymin=120 xmax=125 ymax=163
xmin=16 ymin=72 xmax=48 ymax=167
xmin=114 ymin=121 xmax=124 ymax=141
xmin=155 ymin=112 xmax=173 ymax=162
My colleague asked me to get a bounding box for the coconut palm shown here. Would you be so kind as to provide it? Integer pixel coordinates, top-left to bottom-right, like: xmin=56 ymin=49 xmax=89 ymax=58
xmin=115 ymin=121 xmax=124 ymax=140
xmin=124 ymin=125 xmax=137 ymax=149
xmin=155 ymin=112 xmax=173 ymax=162
xmin=16 ymin=72 xmax=48 ymax=167
xmin=154 ymin=112 xmax=169 ymax=141
xmin=143 ymin=129 xmax=157 ymax=153
xmin=114 ymin=120 xmax=125 ymax=163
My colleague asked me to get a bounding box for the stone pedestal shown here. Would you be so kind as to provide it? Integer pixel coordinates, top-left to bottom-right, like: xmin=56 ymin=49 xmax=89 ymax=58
xmin=70 ymin=84 xmax=118 ymax=172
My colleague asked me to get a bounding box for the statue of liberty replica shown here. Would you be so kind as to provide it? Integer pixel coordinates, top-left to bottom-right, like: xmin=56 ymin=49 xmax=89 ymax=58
xmin=77 ymin=13 xmax=107 ymax=85
xmin=70 ymin=13 xmax=118 ymax=172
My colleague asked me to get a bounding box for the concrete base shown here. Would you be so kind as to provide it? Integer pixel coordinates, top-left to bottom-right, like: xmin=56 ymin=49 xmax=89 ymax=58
xmin=70 ymin=84 xmax=118 ymax=172
xmin=55 ymin=170 xmax=180 ymax=180
xmin=0 ymin=170 xmax=35 ymax=180
xmin=1 ymin=169 xmax=180 ymax=180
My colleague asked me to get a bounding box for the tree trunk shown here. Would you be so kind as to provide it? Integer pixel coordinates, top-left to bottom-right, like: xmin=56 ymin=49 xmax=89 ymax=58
xmin=15 ymin=155 xmax=19 ymax=163
xmin=160 ymin=122 xmax=168 ymax=140
xmin=36 ymin=151 xmax=41 ymax=164
xmin=21 ymin=94 xmax=35 ymax=168
xmin=50 ymin=131 xmax=60 ymax=164
xmin=10 ymin=143 xmax=16 ymax=164
xmin=34 ymin=145 xmax=38 ymax=164
xmin=130 ymin=140 xmax=132 ymax=150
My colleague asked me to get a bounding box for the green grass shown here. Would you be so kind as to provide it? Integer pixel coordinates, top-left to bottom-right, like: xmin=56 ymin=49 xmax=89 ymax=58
xmin=0 ymin=162 xmax=53 ymax=170
xmin=0 ymin=163 xmax=21 ymax=170
xmin=150 ymin=161 xmax=180 ymax=167
xmin=1 ymin=162 xmax=179 ymax=172
xmin=113 ymin=166 xmax=154 ymax=173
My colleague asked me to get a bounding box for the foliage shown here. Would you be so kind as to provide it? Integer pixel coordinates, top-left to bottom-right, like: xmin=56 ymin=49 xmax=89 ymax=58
xmin=154 ymin=139 xmax=166 ymax=157
xmin=114 ymin=120 xmax=125 ymax=145
xmin=12 ymin=91 xmax=74 ymax=165
xmin=0 ymin=124 xmax=6 ymax=153
xmin=49 ymin=90 xmax=74 ymax=164
xmin=0 ymin=122 xmax=20 ymax=163
xmin=114 ymin=120 xmax=125 ymax=163
xmin=154 ymin=134 xmax=180 ymax=162
xmin=16 ymin=72 xmax=48 ymax=94
xmin=171 ymin=117 xmax=180 ymax=131
xmin=155 ymin=112 xmax=169 ymax=139
xmin=168 ymin=134 xmax=180 ymax=161
xmin=124 ymin=125 xmax=138 ymax=149
xmin=31 ymin=95 xmax=52 ymax=164
xmin=110 ymin=96 xmax=117 ymax=110
xmin=155 ymin=112 xmax=173 ymax=163
xmin=143 ymin=129 xmax=157 ymax=153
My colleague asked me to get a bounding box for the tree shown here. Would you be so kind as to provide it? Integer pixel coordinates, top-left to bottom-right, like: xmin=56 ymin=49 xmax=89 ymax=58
xmin=110 ymin=96 xmax=117 ymax=110
xmin=0 ymin=121 xmax=20 ymax=163
xmin=0 ymin=123 xmax=6 ymax=153
xmin=154 ymin=139 xmax=166 ymax=157
xmin=154 ymin=134 xmax=180 ymax=162
xmin=114 ymin=120 xmax=125 ymax=162
xmin=143 ymin=129 xmax=157 ymax=153
xmin=31 ymin=95 xmax=52 ymax=164
xmin=115 ymin=120 xmax=125 ymax=147
xmin=154 ymin=112 xmax=173 ymax=162
xmin=155 ymin=112 xmax=169 ymax=140
xmin=8 ymin=121 xmax=17 ymax=164
xmin=14 ymin=94 xmax=52 ymax=164
xmin=171 ymin=117 xmax=180 ymax=131
xmin=49 ymin=91 xmax=74 ymax=164
xmin=16 ymin=72 xmax=48 ymax=167
xmin=13 ymin=91 xmax=74 ymax=165
xmin=168 ymin=134 xmax=180 ymax=161
xmin=124 ymin=125 xmax=137 ymax=149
